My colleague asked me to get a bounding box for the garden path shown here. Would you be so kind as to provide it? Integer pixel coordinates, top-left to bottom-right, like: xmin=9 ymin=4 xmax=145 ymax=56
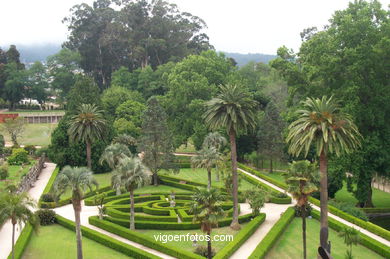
xmin=0 ymin=162 xmax=56 ymax=259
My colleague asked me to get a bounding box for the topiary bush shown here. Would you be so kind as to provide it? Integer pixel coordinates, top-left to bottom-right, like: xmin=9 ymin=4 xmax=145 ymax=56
xmin=36 ymin=209 xmax=56 ymax=225
xmin=194 ymin=245 xmax=215 ymax=258
xmin=7 ymin=148 xmax=29 ymax=165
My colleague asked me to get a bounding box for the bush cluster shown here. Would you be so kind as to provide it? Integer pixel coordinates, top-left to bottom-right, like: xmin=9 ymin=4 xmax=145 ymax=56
xmin=329 ymin=200 xmax=368 ymax=221
xmin=7 ymin=148 xmax=29 ymax=165
xmin=35 ymin=209 xmax=56 ymax=225
xmin=194 ymin=245 xmax=216 ymax=258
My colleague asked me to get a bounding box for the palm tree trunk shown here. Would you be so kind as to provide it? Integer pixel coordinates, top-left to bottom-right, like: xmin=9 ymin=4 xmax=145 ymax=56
xmin=207 ymin=169 xmax=212 ymax=190
xmin=207 ymin=229 xmax=212 ymax=259
xmin=229 ymin=129 xmax=240 ymax=230
xmin=302 ymin=205 xmax=307 ymax=259
xmin=73 ymin=200 xmax=83 ymax=259
xmin=319 ymin=151 xmax=329 ymax=254
xmin=130 ymin=189 xmax=135 ymax=230
xmin=365 ymin=182 xmax=374 ymax=208
xmin=12 ymin=222 xmax=15 ymax=259
xmin=86 ymin=139 xmax=92 ymax=169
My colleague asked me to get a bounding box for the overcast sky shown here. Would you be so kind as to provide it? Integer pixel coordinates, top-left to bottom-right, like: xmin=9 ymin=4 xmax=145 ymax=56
xmin=1 ymin=0 xmax=389 ymax=54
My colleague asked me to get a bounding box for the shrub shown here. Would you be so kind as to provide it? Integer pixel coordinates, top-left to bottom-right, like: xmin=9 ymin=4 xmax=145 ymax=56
xmin=329 ymin=200 xmax=368 ymax=221
xmin=194 ymin=245 xmax=215 ymax=258
xmin=41 ymin=193 xmax=55 ymax=202
xmin=35 ymin=146 xmax=48 ymax=158
xmin=3 ymin=147 xmax=12 ymax=156
xmin=36 ymin=209 xmax=56 ymax=225
xmin=0 ymin=162 xmax=9 ymax=180
xmin=7 ymin=148 xmax=29 ymax=165
xmin=24 ymin=145 xmax=36 ymax=155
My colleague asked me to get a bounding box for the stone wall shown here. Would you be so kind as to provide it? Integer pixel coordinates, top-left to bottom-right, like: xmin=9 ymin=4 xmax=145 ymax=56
xmin=16 ymin=154 xmax=46 ymax=194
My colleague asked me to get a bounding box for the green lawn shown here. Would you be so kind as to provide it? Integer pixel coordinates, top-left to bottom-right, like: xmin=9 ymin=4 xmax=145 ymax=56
xmin=266 ymin=217 xmax=383 ymax=259
xmin=161 ymin=168 xmax=256 ymax=192
xmin=136 ymin=223 xmax=246 ymax=253
xmin=2 ymin=123 xmax=57 ymax=146
xmin=335 ymin=183 xmax=390 ymax=208
xmin=22 ymin=225 xmax=131 ymax=259
xmin=0 ymin=162 xmax=34 ymax=191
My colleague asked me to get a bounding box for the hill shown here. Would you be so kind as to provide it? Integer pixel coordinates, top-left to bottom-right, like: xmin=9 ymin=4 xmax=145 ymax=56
xmin=222 ymin=52 xmax=277 ymax=67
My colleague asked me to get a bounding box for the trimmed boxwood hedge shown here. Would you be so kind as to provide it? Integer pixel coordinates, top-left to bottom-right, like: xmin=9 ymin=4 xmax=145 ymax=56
xmin=56 ymin=215 xmax=161 ymax=259
xmin=240 ymin=162 xmax=390 ymax=242
xmin=248 ymin=207 xmax=295 ymax=259
xmin=214 ymin=214 xmax=266 ymax=259
xmin=38 ymin=166 xmax=60 ymax=208
xmin=361 ymin=207 xmax=390 ymax=213
xmin=88 ymin=216 xmax=204 ymax=259
xmin=7 ymin=223 xmax=33 ymax=259
xmin=311 ymin=210 xmax=390 ymax=258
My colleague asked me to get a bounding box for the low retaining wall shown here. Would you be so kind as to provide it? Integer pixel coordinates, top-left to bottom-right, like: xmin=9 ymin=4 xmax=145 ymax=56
xmin=16 ymin=154 xmax=46 ymax=194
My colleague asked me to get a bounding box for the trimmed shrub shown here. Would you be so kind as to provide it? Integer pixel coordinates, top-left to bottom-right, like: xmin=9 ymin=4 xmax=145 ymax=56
xmin=194 ymin=245 xmax=216 ymax=258
xmin=36 ymin=209 xmax=56 ymax=225
xmin=361 ymin=207 xmax=390 ymax=213
xmin=248 ymin=207 xmax=295 ymax=259
xmin=7 ymin=224 xmax=33 ymax=259
xmin=7 ymin=148 xmax=29 ymax=165
xmin=329 ymin=200 xmax=368 ymax=221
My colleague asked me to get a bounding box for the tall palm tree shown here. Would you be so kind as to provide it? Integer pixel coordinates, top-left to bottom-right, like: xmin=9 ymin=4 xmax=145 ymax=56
xmin=100 ymin=143 xmax=132 ymax=170
xmin=112 ymin=156 xmax=150 ymax=230
xmin=0 ymin=192 xmax=38 ymax=259
xmin=203 ymin=84 xmax=257 ymax=229
xmin=338 ymin=227 xmax=359 ymax=259
xmin=285 ymin=160 xmax=318 ymax=259
xmin=190 ymin=188 xmax=225 ymax=259
xmin=53 ymin=166 xmax=98 ymax=259
xmin=202 ymin=132 xmax=227 ymax=151
xmin=68 ymin=103 xmax=107 ymax=169
xmin=286 ymin=96 xmax=361 ymax=253
xmin=191 ymin=147 xmax=223 ymax=190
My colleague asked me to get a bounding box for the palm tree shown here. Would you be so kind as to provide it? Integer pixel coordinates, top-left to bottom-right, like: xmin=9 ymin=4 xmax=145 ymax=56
xmin=203 ymin=84 xmax=257 ymax=230
xmin=339 ymin=227 xmax=359 ymax=259
xmin=0 ymin=192 xmax=38 ymax=259
xmin=100 ymin=143 xmax=132 ymax=170
xmin=112 ymin=156 xmax=150 ymax=230
xmin=53 ymin=166 xmax=98 ymax=259
xmin=191 ymin=147 xmax=223 ymax=190
xmin=68 ymin=103 xmax=107 ymax=169
xmin=190 ymin=188 xmax=225 ymax=259
xmin=285 ymin=160 xmax=318 ymax=259
xmin=202 ymin=132 xmax=227 ymax=151
xmin=286 ymin=96 xmax=361 ymax=253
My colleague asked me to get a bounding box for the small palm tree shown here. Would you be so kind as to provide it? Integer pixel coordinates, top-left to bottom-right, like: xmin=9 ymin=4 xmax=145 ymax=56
xmin=285 ymin=160 xmax=318 ymax=259
xmin=191 ymin=147 xmax=223 ymax=190
xmin=202 ymin=132 xmax=227 ymax=151
xmin=53 ymin=166 xmax=98 ymax=259
xmin=286 ymin=96 xmax=361 ymax=252
xmin=339 ymin=227 xmax=359 ymax=259
xmin=68 ymin=103 xmax=107 ymax=169
xmin=190 ymin=188 xmax=225 ymax=259
xmin=203 ymin=84 xmax=257 ymax=229
xmin=112 ymin=157 xmax=150 ymax=230
xmin=112 ymin=134 xmax=136 ymax=146
xmin=0 ymin=192 xmax=39 ymax=259
xmin=100 ymin=143 xmax=132 ymax=170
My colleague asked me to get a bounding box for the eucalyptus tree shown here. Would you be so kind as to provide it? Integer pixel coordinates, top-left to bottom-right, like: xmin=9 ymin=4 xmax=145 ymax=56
xmin=286 ymin=96 xmax=361 ymax=253
xmin=203 ymin=84 xmax=257 ymax=230
xmin=53 ymin=166 xmax=98 ymax=259
xmin=68 ymin=104 xmax=107 ymax=169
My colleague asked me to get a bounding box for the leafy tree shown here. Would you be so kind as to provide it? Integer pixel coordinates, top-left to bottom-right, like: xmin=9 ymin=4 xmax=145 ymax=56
xmin=138 ymin=97 xmax=177 ymax=186
xmin=203 ymin=84 xmax=257 ymax=230
xmin=286 ymin=96 xmax=361 ymax=253
xmin=191 ymin=147 xmax=222 ymax=190
xmin=2 ymin=117 xmax=25 ymax=147
xmin=114 ymin=100 xmax=146 ymax=137
xmin=66 ymin=76 xmax=101 ymax=113
xmin=53 ymin=166 xmax=98 ymax=259
xmin=338 ymin=227 xmax=360 ymax=259
xmin=244 ymin=189 xmax=265 ymax=216
xmin=284 ymin=160 xmax=318 ymax=259
xmin=112 ymin=156 xmax=150 ymax=230
xmin=6 ymin=45 xmax=24 ymax=70
xmin=27 ymin=61 xmax=48 ymax=105
xmin=0 ymin=192 xmax=39 ymax=259
xmin=68 ymin=104 xmax=107 ymax=168
xmin=190 ymin=188 xmax=225 ymax=259
xmin=101 ymin=86 xmax=144 ymax=117
xmin=3 ymin=63 xmax=26 ymax=110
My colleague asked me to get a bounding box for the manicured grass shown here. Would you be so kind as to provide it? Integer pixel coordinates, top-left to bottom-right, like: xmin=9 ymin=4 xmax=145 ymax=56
xmin=136 ymin=223 xmax=246 ymax=253
xmin=2 ymin=123 xmax=57 ymax=146
xmin=161 ymin=168 xmax=256 ymax=192
xmin=335 ymin=183 xmax=390 ymax=208
xmin=0 ymin=162 xmax=34 ymax=191
xmin=265 ymin=217 xmax=383 ymax=259
xmin=22 ymin=224 xmax=132 ymax=259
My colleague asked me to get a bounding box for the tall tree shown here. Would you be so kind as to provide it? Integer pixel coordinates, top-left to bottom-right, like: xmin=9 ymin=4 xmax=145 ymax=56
xmin=6 ymin=45 xmax=24 ymax=70
xmin=203 ymin=84 xmax=257 ymax=230
xmin=111 ymin=156 xmax=150 ymax=230
xmin=27 ymin=61 xmax=48 ymax=105
xmin=3 ymin=63 xmax=26 ymax=110
xmin=100 ymin=143 xmax=132 ymax=170
xmin=202 ymin=132 xmax=227 ymax=151
xmin=54 ymin=166 xmax=98 ymax=259
xmin=285 ymin=160 xmax=318 ymax=259
xmin=190 ymin=188 xmax=225 ymax=259
xmin=286 ymin=96 xmax=361 ymax=254
xmin=2 ymin=117 xmax=25 ymax=147
xmin=66 ymin=76 xmax=101 ymax=113
xmin=191 ymin=147 xmax=223 ymax=190
xmin=68 ymin=104 xmax=107 ymax=168
xmin=138 ymin=97 xmax=177 ymax=186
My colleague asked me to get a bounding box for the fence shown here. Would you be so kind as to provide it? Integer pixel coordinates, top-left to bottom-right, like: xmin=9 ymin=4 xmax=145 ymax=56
xmin=16 ymin=154 xmax=46 ymax=194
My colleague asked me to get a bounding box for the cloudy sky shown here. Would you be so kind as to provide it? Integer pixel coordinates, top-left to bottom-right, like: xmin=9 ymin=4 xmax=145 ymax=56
xmin=1 ymin=0 xmax=389 ymax=54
